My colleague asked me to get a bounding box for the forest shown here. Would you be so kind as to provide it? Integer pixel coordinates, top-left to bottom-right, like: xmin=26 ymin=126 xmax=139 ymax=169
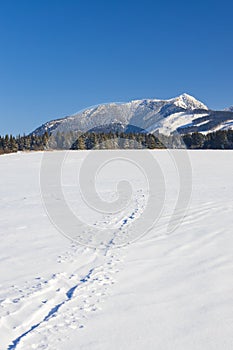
xmin=1 ymin=129 xmax=233 ymax=154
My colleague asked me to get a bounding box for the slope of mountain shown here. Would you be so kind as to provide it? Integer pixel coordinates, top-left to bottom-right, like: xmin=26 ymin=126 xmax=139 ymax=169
xmin=224 ymin=106 xmax=233 ymax=112
xmin=32 ymin=94 xmax=233 ymax=136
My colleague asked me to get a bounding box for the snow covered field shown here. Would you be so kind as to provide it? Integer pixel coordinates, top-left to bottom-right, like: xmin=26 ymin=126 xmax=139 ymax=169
xmin=1 ymin=150 xmax=233 ymax=349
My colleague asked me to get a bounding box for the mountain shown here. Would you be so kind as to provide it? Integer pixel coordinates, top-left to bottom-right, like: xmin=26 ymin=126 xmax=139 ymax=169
xmin=32 ymin=93 xmax=233 ymax=136
xmin=224 ymin=106 xmax=233 ymax=112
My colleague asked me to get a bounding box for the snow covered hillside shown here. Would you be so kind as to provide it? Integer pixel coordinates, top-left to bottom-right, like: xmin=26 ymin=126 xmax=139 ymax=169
xmin=32 ymin=93 xmax=233 ymax=136
xmin=0 ymin=150 xmax=233 ymax=349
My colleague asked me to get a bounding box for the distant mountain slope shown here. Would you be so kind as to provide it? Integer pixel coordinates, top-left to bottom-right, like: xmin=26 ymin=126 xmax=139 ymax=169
xmin=32 ymin=94 xmax=233 ymax=136
xmin=224 ymin=106 xmax=233 ymax=112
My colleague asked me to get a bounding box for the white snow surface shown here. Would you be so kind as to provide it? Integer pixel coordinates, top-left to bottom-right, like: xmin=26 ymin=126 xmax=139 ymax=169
xmin=1 ymin=150 xmax=233 ymax=349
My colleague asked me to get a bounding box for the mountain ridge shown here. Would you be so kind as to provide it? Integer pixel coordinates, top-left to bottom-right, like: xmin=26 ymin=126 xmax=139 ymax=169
xmin=32 ymin=94 xmax=233 ymax=136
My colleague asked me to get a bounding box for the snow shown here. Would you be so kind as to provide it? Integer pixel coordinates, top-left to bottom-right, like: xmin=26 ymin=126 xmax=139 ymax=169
xmin=224 ymin=106 xmax=233 ymax=112
xmin=130 ymin=93 xmax=208 ymax=111
xmin=172 ymin=93 xmax=208 ymax=110
xmin=1 ymin=150 xmax=233 ymax=349
xmin=206 ymin=120 xmax=233 ymax=133
xmin=143 ymin=112 xmax=210 ymax=135
xmin=152 ymin=112 xmax=209 ymax=135
xmin=32 ymin=94 xmax=210 ymax=136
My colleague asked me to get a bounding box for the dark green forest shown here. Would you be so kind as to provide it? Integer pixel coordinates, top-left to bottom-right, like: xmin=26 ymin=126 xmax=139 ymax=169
xmin=1 ymin=129 xmax=233 ymax=154
xmin=0 ymin=133 xmax=50 ymax=154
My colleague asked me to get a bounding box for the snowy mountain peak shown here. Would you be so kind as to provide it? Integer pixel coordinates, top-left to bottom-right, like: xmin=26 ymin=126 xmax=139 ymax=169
xmin=130 ymin=93 xmax=208 ymax=111
xmin=173 ymin=93 xmax=208 ymax=110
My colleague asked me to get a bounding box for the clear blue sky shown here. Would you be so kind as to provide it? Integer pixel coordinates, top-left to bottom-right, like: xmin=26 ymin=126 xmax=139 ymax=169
xmin=0 ymin=0 xmax=233 ymax=135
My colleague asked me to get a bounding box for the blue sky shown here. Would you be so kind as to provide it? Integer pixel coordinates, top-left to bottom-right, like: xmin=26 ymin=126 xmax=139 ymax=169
xmin=0 ymin=0 xmax=233 ymax=135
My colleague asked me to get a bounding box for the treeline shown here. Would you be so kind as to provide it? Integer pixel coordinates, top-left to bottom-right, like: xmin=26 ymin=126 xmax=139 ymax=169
xmin=48 ymin=131 xmax=186 ymax=149
xmin=0 ymin=133 xmax=49 ymax=154
xmin=70 ymin=132 xmax=165 ymax=150
xmin=66 ymin=130 xmax=233 ymax=150
xmin=1 ymin=129 xmax=233 ymax=154
xmin=182 ymin=130 xmax=233 ymax=149
xmin=0 ymin=131 xmax=166 ymax=153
